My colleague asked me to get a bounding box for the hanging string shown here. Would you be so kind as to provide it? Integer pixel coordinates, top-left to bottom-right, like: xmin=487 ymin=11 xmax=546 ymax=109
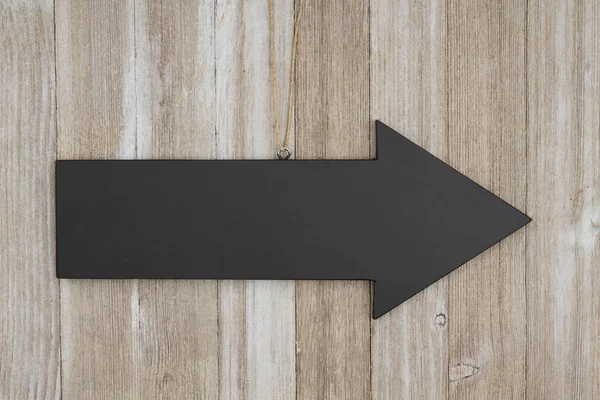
xmin=270 ymin=0 xmax=303 ymax=159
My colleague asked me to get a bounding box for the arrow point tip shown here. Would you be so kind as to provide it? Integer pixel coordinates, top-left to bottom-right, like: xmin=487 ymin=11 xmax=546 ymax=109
xmin=504 ymin=205 xmax=532 ymax=234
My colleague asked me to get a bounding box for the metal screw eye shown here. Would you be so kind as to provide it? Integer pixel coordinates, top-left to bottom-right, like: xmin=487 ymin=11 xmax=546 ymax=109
xmin=277 ymin=147 xmax=291 ymax=160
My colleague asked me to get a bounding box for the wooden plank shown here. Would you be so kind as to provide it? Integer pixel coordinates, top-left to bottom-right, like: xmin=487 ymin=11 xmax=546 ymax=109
xmin=527 ymin=1 xmax=600 ymax=398
xmin=55 ymin=0 xmax=140 ymax=398
xmin=294 ymin=0 xmax=371 ymax=398
xmin=447 ymin=1 xmax=527 ymax=399
xmin=370 ymin=1 xmax=448 ymax=399
xmin=215 ymin=1 xmax=296 ymax=399
xmin=135 ymin=0 xmax=219 ymax=398
xmin=0 ymin=1 xmax=60 ymax=398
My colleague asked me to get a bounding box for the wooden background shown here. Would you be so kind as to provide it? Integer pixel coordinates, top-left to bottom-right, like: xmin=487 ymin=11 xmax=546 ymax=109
xmin=1 ymin=0 xmax=599 ymax=398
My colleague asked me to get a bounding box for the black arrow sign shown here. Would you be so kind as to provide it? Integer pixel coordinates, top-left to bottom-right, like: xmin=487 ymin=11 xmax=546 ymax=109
xmin=56 ymin=121 xmax=531 ymax=318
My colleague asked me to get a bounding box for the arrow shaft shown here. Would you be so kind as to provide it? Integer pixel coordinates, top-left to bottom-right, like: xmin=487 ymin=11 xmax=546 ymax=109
xmin=56 ymin=160 xmax=380 ymax=280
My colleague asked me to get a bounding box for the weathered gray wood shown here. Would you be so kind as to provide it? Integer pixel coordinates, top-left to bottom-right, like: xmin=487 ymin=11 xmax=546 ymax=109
xmin=527 ymin=1 xmax=600 ymax=398
xmin=370 ymin=1 xmax=448 ymax=399
xmin=0 ymin=1 xmax=60 ymax=398
xmin=447 ymin=0 xmax=527 ymax=399
xmin=4 ymin=2 xmax=600 ymax=398
xmin=295 ymin=0 xmax=371 ymax=398
xmin=215 ymin=1 xmax=296 ymax=399
xmin=135 ymin=0 xmax=219 ymax=397
xmin=56 ymin=0 xmax=140 ymax=398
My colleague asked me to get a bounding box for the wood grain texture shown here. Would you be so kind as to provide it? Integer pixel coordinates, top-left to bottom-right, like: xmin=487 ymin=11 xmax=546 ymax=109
xmin=135 ymin=0 xmax=219 ymax=397
xmin=527 ymin=1 xmax=600 ymax=398
xmin=0 ymin=1 xmax=60 ymax=398
xmin=295 ymin=0 xmax=371 ymax=398
xmin=447 ymin=1 xmax=527 ymax=399
xmin=215 ymin=1 xmax=296 ymax=399
xmin=370 ymin=1 xmax=448 ymax=399
xmin=4 ymin=1 xmax=600 ymax=398
xmin=55 ymin=0 xmax=140 ymax=398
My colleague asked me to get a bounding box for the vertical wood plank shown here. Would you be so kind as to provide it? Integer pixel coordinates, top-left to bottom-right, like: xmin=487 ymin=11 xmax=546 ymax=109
xmin=0 ymin=1 xmax=60 ymax=398
xmin=135 ymin=0 xmax=219 ymax=398
xmin=370 ymin=1 xmax=448 ymax=399
xmin=215 ymin=1 xmax=296 ymax=399
xmin=527 ymin=1 xmax=600 ymax=398
xmin=295 ymin=0 xmax=371 ymax=398
xmin=447 ymin=1 xmax=527 ymax=399
xmin=56 ymin=0 xmax=139 ymax=398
